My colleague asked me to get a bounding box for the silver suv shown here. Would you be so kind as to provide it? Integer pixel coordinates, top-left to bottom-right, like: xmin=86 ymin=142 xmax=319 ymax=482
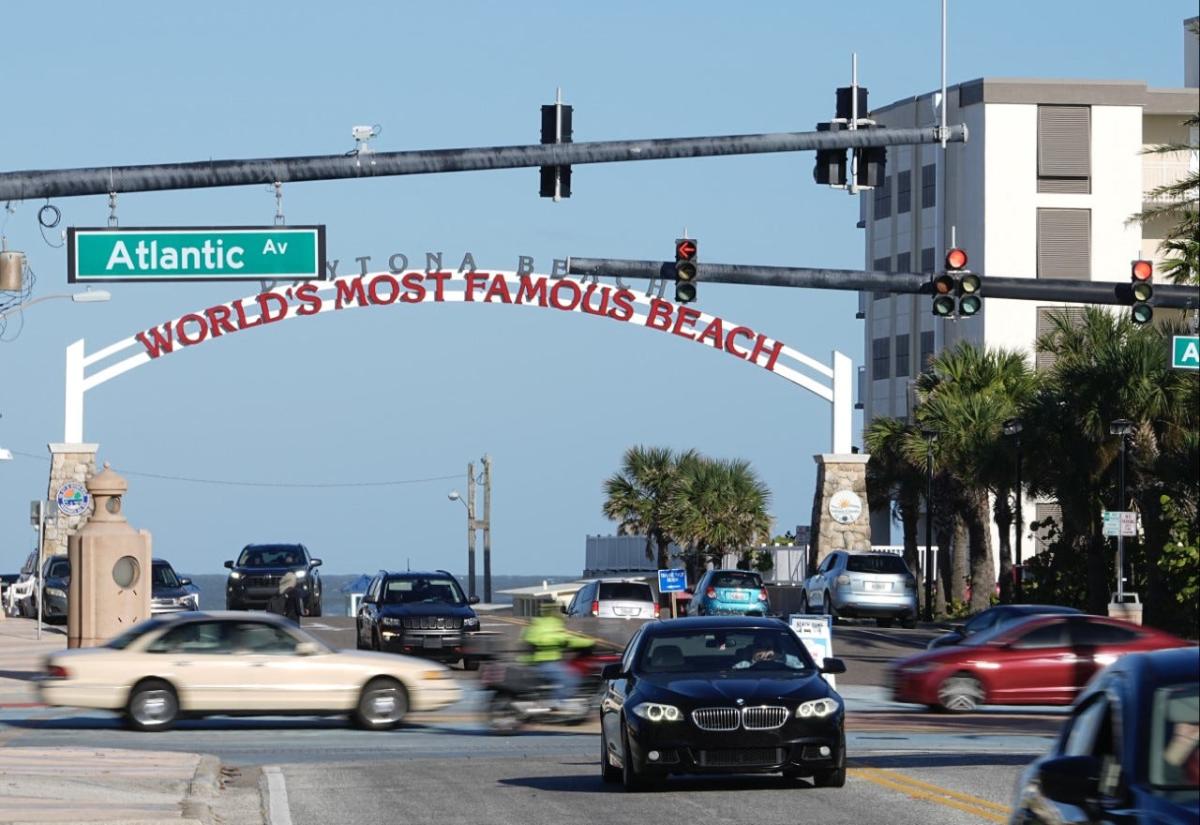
xmin=564 ymin=579 xmax=658 ymax=620
xmin=801 ymin=551 xmax=917 ymax=628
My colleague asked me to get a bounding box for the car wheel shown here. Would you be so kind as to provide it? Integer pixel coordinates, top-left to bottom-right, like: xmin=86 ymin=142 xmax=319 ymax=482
xmin=487 ymin=693 xmax=523 ymax=735
xmin=125 ymin=679 xmax=179 ymax=732
xmin=811 ymin=731 xmax=846 ymax=788
xmin=876 ymin=618 xmax=894 ymax=628
xmin=938 ymin=673 xmax=984 ymax=713
xmin=462 ymin=658 xmax=480 ymax=672
xmin=353 ymin=677 xmax=408 ymax=730
xmin=621 ymin=722 xmax=654 ymax=792
xmin=825 ymin=592 xmax=839 ymax=624
xmin=310 ymin=597 xmax=322 ymax=618
xmin=355 ymin=622 xmax=368 ymax=650
xmin=600 ymin=723 xmax=621 ymax=783
xmin=900 ymin=615 xmax=917 ymax=630
xmin=225 ymin=600 xmax=241 ymax=611
xmin=798 ymin=593 xmax=809 ymax=614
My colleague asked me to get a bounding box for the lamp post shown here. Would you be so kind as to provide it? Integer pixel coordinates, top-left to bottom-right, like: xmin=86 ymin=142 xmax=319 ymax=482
xmin=1003 ymin=418 xmax=1024 ymax=603
xmin=1109 ymin=419 xmax=1134 ymax=604
xmin=447 ymin=455 xmax=492 ymax=602
xmin=0 ymin=289 xmax=112 ymax=322
xmin=921 ymin=427 xmax=938 ymax=621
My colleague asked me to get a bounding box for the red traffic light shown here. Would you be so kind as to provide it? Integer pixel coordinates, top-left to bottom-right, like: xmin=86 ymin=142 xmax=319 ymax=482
xmin=945 ymin=248 xmax=968 ymax=271
xmin=1131 ymin=259 xmax=1153 ymax=281
xmin=933 ymin=274 xmax=956 ymax=295
xmin=675 ymin=238 xmax=697 ymax=261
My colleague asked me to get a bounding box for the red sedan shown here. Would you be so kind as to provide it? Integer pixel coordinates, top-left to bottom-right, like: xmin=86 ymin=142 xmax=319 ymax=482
xmin=891 ymin=613 xmax=1193 ymax=712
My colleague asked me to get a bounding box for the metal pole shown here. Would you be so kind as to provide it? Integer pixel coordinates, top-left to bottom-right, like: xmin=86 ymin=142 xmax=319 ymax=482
xmin=466 ymin=462 xmax=477 ymax=600
xmin=925 ymin=442 xmax=935 ymax=622
xmin=0 ymin=126 xmax=967 ymax=202
xmin=1116 ymin=437 xmax=1126 ymax=603
xmin=1014 ymin=433 xmax=1023 ymax=603
xmin=482 ymin=454 xmax=492 ymax=605
xmin=36 ymin=501 xmax=44 ymax=640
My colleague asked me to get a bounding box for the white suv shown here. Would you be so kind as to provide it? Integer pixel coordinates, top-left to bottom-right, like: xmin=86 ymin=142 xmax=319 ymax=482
xmin=564 ymin=579 xmax=659 ymax=620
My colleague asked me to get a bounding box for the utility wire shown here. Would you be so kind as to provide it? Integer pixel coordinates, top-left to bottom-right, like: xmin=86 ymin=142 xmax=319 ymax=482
xmin=6 ymin=450 xmax=460 ymax=489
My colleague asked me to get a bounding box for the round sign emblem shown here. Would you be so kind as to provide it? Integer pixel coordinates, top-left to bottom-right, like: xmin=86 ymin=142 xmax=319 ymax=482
xmin=56 ymin=481 xmax=92 ymax=517
xmin=828 ymin=490 xmax=863 ymax=525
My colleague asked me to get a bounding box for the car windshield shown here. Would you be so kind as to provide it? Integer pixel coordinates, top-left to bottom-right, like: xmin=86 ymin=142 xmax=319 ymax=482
xmin=47 ymin=559 xmax=70 ymax=579
xmin=382 ymin=576 xmax=466 ymax=605
xmin=846 ymin=555 xmax=908 ymax=574
xmin=710 ymin=572 xmax=760 ymax=589
xmin=599 ymin=582 xmax=653 ymax=601
xmin=106 ymin=618 xmax=169 ymax=650
xmin=236 ymin=546 xmax=306 ymax=568
xmin=1149 ymin=682 xmax=1200 ymax=792
xmin=152 ymin=563 xmax=181 ymax=589
xmin=638 ymin=628 xmax=815 ymax=675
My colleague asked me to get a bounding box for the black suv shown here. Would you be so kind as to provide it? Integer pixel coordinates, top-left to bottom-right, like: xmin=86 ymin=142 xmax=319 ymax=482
xmin=356 ymin=570 xmax=480 ymax=669
xmin=225 ymin=543 xmax=323 ymax=616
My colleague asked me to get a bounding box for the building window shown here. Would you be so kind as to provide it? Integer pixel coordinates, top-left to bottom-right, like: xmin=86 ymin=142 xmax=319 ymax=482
xmin=1037 ymin=208 xmax=1090 ymax=280
xmin=896 ymin=252 xmax=911 ymax=274
xmin=921 ymin=247 xmax=935 ymax=273
xmin=873 ymin=257 xmax=890 ymax=301
xmin=919 ymin=330 xmax=935 ymax=372
xmin=1037 ymin=106 xmax=1090 ymax=194
xmin=895 ymin=333 xmax=910 ymax=378
xmin=921 ymin=164 xmax=936 ymax=209
xmin=872 ymin=337 xmax=891 ymax=380
xmin=897 ymin=170 xmax=912 ymax=215
xmin=1035 ymin=306 xmax=1087 ymax=371
xmin=873 ymin=176 xmax=892 ymax=220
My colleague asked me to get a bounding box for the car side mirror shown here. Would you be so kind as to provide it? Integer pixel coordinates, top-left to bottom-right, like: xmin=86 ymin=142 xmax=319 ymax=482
xmin=223 ymin=560 xmax=234 ymax=569
xmin=311 ymin=559 xmax=323 ymax=567
xmin=820 ymin=657 xmax=847 ymax=675
xmin=179 ymin=577 xmax=192 ymax=586
xmin=1037 ymin=755 xmax=1100 ymax=807
xmin=294 ymin=642 xmax=320 ymax=657
xmin=469 ymin=595 xmax=480 ymax=605
xmin=601 ymin=663 xmax=624 ymax=681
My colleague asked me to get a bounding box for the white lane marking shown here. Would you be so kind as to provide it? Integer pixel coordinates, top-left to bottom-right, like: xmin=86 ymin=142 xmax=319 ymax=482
xmin=264 ymin=765 xmax=294 ymax=825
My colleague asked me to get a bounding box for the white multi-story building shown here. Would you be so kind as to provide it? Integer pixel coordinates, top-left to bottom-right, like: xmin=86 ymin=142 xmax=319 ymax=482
xmin=859 ymin=18 xmax=1198 ymax=554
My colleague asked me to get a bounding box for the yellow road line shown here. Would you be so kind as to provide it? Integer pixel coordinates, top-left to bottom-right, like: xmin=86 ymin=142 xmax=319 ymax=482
xmin=849 ymin=767 xmax=1010 ymax=824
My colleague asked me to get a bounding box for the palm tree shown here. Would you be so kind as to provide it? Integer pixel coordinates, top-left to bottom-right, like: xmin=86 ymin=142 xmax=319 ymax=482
xmin=865 ymin=417 xmax=926 ymax=605
xmin=602 ymin=446 xmax=689 ymax=570
xmin=911 ymin=344 xmax=1038 ymax=612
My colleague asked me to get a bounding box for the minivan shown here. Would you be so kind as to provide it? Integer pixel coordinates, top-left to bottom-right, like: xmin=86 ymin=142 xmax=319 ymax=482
xmin=564 ymin=579 xmax=659 ymax=620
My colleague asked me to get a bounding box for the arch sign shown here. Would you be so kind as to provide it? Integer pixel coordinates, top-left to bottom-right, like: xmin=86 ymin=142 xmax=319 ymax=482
xmin=64 ymin=270 xmax=853 ymax=450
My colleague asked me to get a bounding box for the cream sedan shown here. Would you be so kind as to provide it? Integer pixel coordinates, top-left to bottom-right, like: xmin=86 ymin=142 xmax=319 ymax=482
xmin=38 ymin=611 xmax=461 ymax=731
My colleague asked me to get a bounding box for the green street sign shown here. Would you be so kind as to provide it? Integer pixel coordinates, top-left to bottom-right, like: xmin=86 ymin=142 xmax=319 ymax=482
xmin=1172 ymin=335 xmax=1199 ymax=370
xmin=68 ymin=226 xmax=326 ymax=283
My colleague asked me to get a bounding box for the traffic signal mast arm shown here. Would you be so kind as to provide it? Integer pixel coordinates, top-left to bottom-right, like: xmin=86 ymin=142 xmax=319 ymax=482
xmin=566 ymin=256 xmax=1200 ymax=310
xmin=0 ymin=125 xmax=966 ymax=202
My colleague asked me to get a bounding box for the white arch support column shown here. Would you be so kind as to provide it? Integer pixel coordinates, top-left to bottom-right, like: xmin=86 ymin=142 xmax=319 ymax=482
xmin=831 ymin=351 xmax=853 ymax=455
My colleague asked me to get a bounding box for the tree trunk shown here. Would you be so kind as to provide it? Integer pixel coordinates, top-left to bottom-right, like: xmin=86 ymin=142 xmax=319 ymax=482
xmin=967 ymin=490 xmax=996 ymax=613
xmin=1138 ymin=490 xmax=1171 ymax=628
xmin=900 ymin=495 xmax=922 ymax=610
xmin=994 ymin=487 xmax=1014 ymax=604
xmin=951 ymin=519 xmax=969 ymax=609
xmin=933 ymin=522 xmax=951 ymax=617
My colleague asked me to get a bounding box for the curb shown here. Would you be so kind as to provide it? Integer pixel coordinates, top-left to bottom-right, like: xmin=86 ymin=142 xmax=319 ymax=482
xmin=181 ymin=754 xmax=223 ymax=825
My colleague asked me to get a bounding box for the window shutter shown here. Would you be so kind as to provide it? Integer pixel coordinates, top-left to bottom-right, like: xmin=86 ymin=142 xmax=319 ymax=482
xmin=1038 ymin=106 xmax=1090 ymax=193
xmin=1037 ymin=208 xmax=1090 ymax=280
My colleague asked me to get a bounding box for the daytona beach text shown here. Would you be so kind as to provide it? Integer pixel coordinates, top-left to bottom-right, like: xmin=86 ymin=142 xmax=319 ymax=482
xmin=133 ymin=271 xmax=785 ymax=371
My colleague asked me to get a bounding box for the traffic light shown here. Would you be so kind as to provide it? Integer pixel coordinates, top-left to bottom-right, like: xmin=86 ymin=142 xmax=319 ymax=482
xmin=930 ymin=248 xmax=980 ymax=317
xmin=854 ymin=140 xmax=887 ymax=188
xmin=1130 ymin=259 xmax=1153 ymax=325
xmin=813 ymin=122 xmax=847 ymax=187
xmin=539 ymin=92 xmax=572 ymax=200
xmin=674 ymin=238 xmax=698 ymax=304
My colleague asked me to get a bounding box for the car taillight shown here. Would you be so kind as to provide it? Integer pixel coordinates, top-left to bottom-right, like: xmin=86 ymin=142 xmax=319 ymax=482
xmin=591 ymin=600 xmax=600 ymax=617
xmin=758 ymin=588 xmax=769 ymax=602
xmin=905 ymin=577 xmax=916 ymax=590
xmin=836 ymin=575 xmax=851 ymax=586
xmin=46 ymin=665 xmax=69 ymax=679
xmin=706 ymin=587 xmax=717 ymax=599
xmin=653 ymin=603 xmax=661 ymax=618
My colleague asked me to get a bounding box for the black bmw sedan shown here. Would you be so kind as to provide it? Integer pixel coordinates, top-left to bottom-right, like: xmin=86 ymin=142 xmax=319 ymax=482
xmin=599 ymin=616 xmax=847 ymax=791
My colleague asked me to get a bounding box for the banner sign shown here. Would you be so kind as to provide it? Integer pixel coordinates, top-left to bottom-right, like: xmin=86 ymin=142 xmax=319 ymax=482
xmin=789 ymin=613 xmax=836 ymax=689
xmin=68 ymin=226 xmax=326 ymax=283
xmin=657 ymin=569 xmax=687 ymax=593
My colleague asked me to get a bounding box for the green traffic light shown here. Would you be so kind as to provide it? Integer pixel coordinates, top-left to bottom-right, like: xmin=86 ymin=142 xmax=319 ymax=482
xmin=675 ymin=283 xmax=697 ymax=303
xmin=932 ymin=295 xmax=956 ymax=316
xmin=1131 ymin=303 xmax=1153 ymax=325
xmin=959 ymin=295 xmax=982 ymax=316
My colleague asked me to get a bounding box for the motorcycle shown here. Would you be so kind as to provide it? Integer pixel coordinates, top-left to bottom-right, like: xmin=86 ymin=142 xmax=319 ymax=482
xmin=480 ymin=645 xmax=621 ymax=734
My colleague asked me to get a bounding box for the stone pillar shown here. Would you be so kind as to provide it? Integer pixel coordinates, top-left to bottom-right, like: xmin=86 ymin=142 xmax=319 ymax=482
xmin=44 ymin=443 xmax=100 ymax=559
xmin=808 ymin=453 xmax=872 ymax=572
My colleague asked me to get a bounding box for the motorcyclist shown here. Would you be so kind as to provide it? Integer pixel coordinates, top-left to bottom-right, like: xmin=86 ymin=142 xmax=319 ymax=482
xmin=521 ymin=600 xmax=594 ymax=709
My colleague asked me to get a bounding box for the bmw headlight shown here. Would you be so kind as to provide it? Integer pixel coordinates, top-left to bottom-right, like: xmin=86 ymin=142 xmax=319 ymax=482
xmin=632 ymin=702 xmax=683 ymax=723
xmin=796 ymin=698 xmax=839 ymax=719
xmin=229 ymin=571 xmax=242 ymax=580
xmin=463 ymin=616 xmax=480 ymax=628
xmin=45 ymin=587 xmax=66 ymax=599
xmin=382 ymin=617 xmax=402 ymax=627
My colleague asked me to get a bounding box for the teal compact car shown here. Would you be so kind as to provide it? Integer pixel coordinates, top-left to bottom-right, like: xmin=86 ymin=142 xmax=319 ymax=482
xmin=688 ymin=569 xmax=770 ymax=617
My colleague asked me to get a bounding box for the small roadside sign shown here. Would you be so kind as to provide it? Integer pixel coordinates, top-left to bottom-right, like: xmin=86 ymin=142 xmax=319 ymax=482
xmin=657 ymin=569 xmax=687 ymax=593
xmin=1172 ymin=335 xmax=1199 ymax=370
xmin=68 ymin=226 xmax=327 ymax=283
xmin=1102 ymin=510 xmax=1138 ymax=537
xmin=789 ymin=613 xmax=836 ymax=689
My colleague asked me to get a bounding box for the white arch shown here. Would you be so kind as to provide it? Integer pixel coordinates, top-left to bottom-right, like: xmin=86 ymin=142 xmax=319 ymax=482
xmin=64 ymin=271 xmax=854 ymax=451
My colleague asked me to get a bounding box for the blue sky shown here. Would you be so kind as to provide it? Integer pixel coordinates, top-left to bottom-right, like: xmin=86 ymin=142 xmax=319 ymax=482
xmin=1 ymin=2 xmax=1195 ymax=576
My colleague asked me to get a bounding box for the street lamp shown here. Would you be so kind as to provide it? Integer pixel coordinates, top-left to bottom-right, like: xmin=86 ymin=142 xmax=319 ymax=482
xmin=0 ymin=289 xmax=112 ymax=322
xmin=1109 ymin=418 xmax=1135 ymax=604
xmin=1002 ymin=418 xmax=1024 ymax=603
xmin=446 ymin=486 xmax=476 ymax=599
xmin=921 ymin=427 xmax=938 ymax=621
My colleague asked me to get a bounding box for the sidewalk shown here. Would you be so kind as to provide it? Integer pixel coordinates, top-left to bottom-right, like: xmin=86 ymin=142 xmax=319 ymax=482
xmin=0 ymin=617 xmax=65 ymax=708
